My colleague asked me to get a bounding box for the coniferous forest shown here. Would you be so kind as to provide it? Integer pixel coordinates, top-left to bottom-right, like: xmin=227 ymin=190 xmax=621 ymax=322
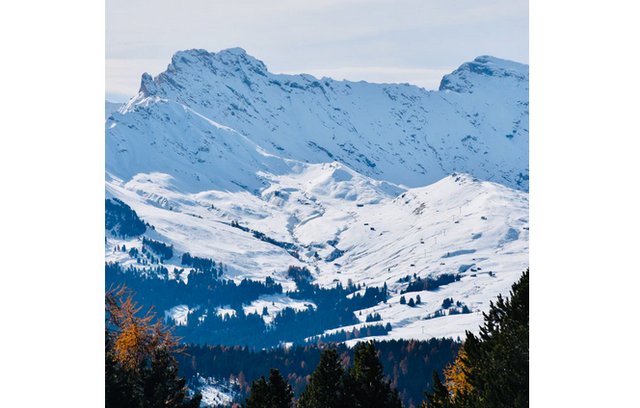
xmin=106 ymin=270 xmax=528 ymax=408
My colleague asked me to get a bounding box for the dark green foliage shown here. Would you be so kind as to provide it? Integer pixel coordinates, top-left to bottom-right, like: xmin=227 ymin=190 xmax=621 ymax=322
xmin=402 ymin=274 xmax=461 ymax=294
xmin=442 ymin=298 xmax=454 ymax=309
xmin=106 ymin=261 xmax=390 ymax=348
xmin=286 ymin=265 xmax=312 ymax=283
xmin=177 ymin=339 xmax=459 ymax=408
xmin=423 ymin=372 xmax=452 ymax=408
xmin=408 ymin=298 xmax=416 ymax=307
xmin=142 ymin=237 xmax=174 ymax=261
xmin=347 ymin=342 xmax=402 ymax=408
xmin=105 ymin=198 xmax=147 ymax=238
xmin=245 ymin=369 xmax=293 ymax=408
xmin=268 ymin=369 xmax=294 ymax=408
xmin=106 ymin=333 xmax=141 ymax=407
xmin=423 ymin=269 xmax=529 ymax=408
xmin=142 ymin=348 xmax=201 ymax=408
xmin=246 ymin=376 xmax=270 ymax=408
xmin=400 ymin=296 xmax=406 ymax=305
xmin=461 ymin=269 xmax=528 ymax=408
xmin=181 ymin=252 xmax=221 ymax=275
xmin=366 ymin=312 xmax=382 ymax=322
xmin=298 ymin=349 xmax=347 ymax=408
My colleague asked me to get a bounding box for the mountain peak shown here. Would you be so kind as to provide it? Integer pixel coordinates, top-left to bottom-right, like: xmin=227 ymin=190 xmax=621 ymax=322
xmin=169 ymin=47 xmax=268 ymax=74
xmin=439 ymin=55 xmax=528 ymax=93
xmin=136 ymin=47 xmax=270 ymax=97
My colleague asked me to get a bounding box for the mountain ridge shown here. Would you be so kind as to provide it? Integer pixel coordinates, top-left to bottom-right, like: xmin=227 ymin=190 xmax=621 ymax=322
xmin=105 ymin=48 xmax=529 ymax=344
xmin=108 ymin=48 xmax=528 ymax=193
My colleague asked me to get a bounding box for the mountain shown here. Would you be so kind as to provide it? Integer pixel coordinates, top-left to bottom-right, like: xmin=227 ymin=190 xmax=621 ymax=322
xmin=105 ymin=48 xmax=529 ymax=345
xmin=105 ymin=100 xmax=122 ymax=119
xmin=107 ymin=48 xmax=528 ymax=192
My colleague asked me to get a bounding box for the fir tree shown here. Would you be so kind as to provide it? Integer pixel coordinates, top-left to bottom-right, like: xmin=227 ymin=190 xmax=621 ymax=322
xmin=421 ymin=269 xmax=529 ymax=408
xmin=267 ymin=369 xmax=294 ymax=408
xmin=245 ymin=369 xmax=293 ymax=408
xmin=245 ymin=376 xmax=270 ymax=408
xmin=298 ymin=349 xmax=347 ymax=408
xmin=460 ymin=269 xmax=529 ymax=408
xmin=422 ymin=372 xmax=452 ymax=408
xmin=347 ymin=342 xmax=402 ymax=408
xmin=143 ymin=347 xmax=201 ymax=408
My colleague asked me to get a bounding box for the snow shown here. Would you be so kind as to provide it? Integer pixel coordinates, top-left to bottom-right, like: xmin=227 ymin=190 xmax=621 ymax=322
xmin=108 ymin=47 xmax=529 ymax=192
xmin=105 ymin=48 xmax=529 ymax=343
xmin=164 ymin=304 xmax=190 ymax=326
xmin=194 ymin=375 xmax=236 ymax=407
xmin=243 ymin=294 xmax=316 ymax=324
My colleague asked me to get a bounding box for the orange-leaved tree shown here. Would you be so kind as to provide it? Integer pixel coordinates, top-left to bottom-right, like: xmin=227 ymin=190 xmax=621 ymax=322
xmin=105 ymin=285 xmax=200 ymax=408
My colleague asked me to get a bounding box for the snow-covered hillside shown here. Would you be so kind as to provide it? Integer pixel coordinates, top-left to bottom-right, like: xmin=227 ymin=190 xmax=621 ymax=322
xmin=107 ymin=48 xmax=528 ymax=192
xmin=105 ymin=48 xmax=529 ymax=343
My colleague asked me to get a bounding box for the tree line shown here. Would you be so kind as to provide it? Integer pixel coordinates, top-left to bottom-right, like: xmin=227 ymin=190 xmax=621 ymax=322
xmin=106 ymin=269 xmax=528 ymax=407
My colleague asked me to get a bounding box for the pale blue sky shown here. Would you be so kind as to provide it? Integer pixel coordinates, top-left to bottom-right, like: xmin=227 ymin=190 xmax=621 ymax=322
xmin=106 ymin=0 xmax=528 ymax=102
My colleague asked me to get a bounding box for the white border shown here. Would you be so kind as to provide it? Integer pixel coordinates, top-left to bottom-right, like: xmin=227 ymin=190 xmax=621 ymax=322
xmin=3 ymin=1 xmax=639 ymax=406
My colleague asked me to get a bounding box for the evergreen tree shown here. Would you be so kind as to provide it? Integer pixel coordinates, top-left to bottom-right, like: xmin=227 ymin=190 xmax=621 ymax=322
xmin=267 ymin=369 xmax=294 ymax=408
xmin=421 ymin=269 xmax=529 ymax=408
xmin=460 ymin=269 xmax=528 ymax=408
xmin=347 ymin=342 xmax=402 ymax=408
xmin=245 ymin=369 xmax=293 ymax=408
xmin=408 ymin=298 xmax=416 ymax=307
xmin=143 ymin=347 xmax=201 ymax=408
xmin=298 ymin=349 xmax=347 ymax=408
xmin=422 ymin=372 xmax=452 ymax=408
xmin=246 ymin=376 xmax=270 ymax=408
xmin=400 ymin=296 xmax=406 ymax=305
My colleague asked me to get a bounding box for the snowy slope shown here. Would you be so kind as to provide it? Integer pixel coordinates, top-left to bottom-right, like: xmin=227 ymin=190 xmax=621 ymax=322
xmin=107 ymin=48 xmax=528 ymax=192
xmin=106 ymin=168 xmax=527 ymax=340
xmin=105 ymin=48 xmax=529 ymax=342
xmin=105 ymin=100 xmax=122 ymax=119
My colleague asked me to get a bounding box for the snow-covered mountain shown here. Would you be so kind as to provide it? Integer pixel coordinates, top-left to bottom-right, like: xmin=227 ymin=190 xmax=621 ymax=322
xmin=107 ymin=48 xmax=528 ymax=192
xmin=105 ymin=48 xmax=528 ymax=343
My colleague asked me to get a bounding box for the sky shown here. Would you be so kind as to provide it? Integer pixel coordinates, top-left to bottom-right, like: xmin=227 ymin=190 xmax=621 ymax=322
xmin=106 ymin=0 xmax=528 ymax=102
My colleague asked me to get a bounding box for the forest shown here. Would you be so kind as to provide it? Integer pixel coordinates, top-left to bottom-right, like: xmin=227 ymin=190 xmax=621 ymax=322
xmin=106 ymin=262 xmax=388 ymax=348
xmin=106 ymin=270 xmax=528 ymax=408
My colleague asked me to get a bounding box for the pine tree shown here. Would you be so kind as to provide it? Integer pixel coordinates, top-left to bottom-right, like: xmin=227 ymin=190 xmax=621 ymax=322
xmin=347 ymin=342 xmax=402 ymax=408
xmin=298 ymin=349 xmax=347 ymax=408
xmin=400 ymin=296 xmax=406 ymax=305
xmin=460 ymin=269 xmax=529 ymax=408
xmin=421 ymin=269 xmax=529 ymax=408
xmin=143 ymin=347 xmax=201 ymax=408
xmin=408 ymin=298 xmax=416 ymax=307
xmin=267 ymin=369 xmax=294 ymax=408
xmin=245 ymin=369 xmax=293 ymax=408
xmin=422 ymin=372 xmax=452 ymax=408
xmin=246 ymin=376 xmax=270 ymax=408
